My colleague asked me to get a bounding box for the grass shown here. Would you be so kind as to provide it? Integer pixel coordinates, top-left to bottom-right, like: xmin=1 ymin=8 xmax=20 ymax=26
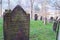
xmin=0 ymin=18 xmax=4 ymax=40
xmin=0 ymin=18 xmax=56 ymax=40
xmin=30 ymin=20 xmax=56 ymax=40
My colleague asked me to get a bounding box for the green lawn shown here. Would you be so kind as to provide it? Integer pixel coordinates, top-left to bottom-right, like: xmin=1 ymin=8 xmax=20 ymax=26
xmin=30 ymin=20 xmax=56 ymax=40
xmin=0 ymin=18 xmax=4 ymax=40
xmin=0 ymin=18 xmax=56 ymax=40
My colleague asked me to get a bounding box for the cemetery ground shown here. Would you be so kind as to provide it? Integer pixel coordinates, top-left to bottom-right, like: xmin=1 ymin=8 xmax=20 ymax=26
xmin=30 ymin=20 xmax=56 ymax=40
xmin=0 ymin=18 xmax=56 ymax=40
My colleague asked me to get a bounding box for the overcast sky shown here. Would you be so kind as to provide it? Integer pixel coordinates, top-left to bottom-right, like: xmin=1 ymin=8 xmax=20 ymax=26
xmin=2 ymin=0 xmax=59 ymax=13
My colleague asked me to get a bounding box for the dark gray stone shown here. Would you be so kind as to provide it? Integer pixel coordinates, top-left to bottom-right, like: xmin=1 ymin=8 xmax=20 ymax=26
xmin=53 ymin=17 xmax=58 ymax=32
xmin=53 ymin=21 xmax=58 ymax=32
xmin=34 ymin=14 xmax=38 ymax=20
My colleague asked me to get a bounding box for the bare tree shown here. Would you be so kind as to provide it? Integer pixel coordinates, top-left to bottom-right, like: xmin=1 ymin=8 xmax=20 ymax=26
xmin=53 ymin=0 xmax=60 ymax=10
xmin=52 ymin=0 xmax=60 ymax=17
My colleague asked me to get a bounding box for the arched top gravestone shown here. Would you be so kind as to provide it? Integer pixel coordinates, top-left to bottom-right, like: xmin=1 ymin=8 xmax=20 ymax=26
xmin=3 ymin=5 xmax=30 ymax=40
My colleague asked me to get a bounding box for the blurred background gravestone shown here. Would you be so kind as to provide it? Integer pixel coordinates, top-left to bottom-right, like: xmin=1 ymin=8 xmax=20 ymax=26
xmin=50 ymin=17 xmax=54 ymax=23
xmin=34 ymin=14 xmax=38 ymax=20
xmin=45 ymin=17 xmax=47 ymax=25
xmin=3 ymin=5 xmax=30 ymax=40
xmin=40 ymin=16 xmax=42 ymax=20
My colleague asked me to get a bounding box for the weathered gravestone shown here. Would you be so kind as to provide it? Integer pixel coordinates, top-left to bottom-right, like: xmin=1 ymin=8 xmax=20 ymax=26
xmin=3 ymin=5 xmax=30 ymax=40
xmin=45 ymin=17 xmax=47 ymax=24
xmin=57 ymin=18 xmax=60 ymax=40
xmin=34 ymin=14 xmax=38 ymax=20
xmin=53 ymin=17 xmax=59 ymax=32
xmin=53 ymin=21 xmax=58 ymax=32
xmin=50 ymin=17 xmax=54 ymax=23
xmin=53 ymin=17 xmax=58 ymax=32
xmin=40 ymin=16 xmax=42 ymax=20
xmin=44 ymin=17 xmax=47 ymax=25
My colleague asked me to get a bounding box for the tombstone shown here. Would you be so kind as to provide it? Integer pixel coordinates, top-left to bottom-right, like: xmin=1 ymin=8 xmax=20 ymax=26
xmin=56 ymin=18 xmax=60 ymax=40
xmin=53 ymin=21 xmax=58 ymax=32
xmin=56 ymin=17 xmax=58 ymax=20
xmin=45 ymin=17 xmax=47 ymax=24
xmin=40 ymin=16 xmax=42 ymax=20
xmin=50 ymin=17 xmax=53 ymax=20
xmin=44 ymin=17 xmax=47 ymax=25
xmin=3 ymin=5 xmax=30 ymax=40
xmin=53 ymin=17 xmax=58 ymax=32
xmin=34 ymin=14 xmax=38 ymax=20
xmin=50 ymin=17 xmax=54 ymax=23
xmin=58 ymin=18 xmax=60 ymax=23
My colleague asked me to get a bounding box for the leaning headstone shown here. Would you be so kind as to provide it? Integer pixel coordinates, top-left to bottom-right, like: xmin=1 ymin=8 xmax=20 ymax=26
xmin=53 ymin=20 xmax=58 ymax=32
xmin=34 ymin=14 xmax=38 ymax=20
xmin=3 ymin=5 xmax=30 ymax=40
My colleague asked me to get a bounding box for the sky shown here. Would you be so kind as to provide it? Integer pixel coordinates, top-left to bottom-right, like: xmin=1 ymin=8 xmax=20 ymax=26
xmin=2 ymin=0 xmax=60 ymax=13
xmin=2 ymin=0 xmax=18 ymax=12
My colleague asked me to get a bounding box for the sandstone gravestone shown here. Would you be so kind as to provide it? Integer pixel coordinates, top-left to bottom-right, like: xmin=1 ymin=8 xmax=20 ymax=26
xmin=3 ymin=5 xmax=30 ymax=40
xmin=34 ymin=14 xmax=38 ymax=20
